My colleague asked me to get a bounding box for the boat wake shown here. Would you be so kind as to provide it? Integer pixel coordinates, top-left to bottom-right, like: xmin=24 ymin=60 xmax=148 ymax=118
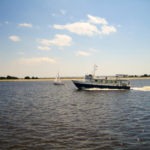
xmin=83 ymin=86 xmax=150 ymax=91
xmin=84 ymin=88 xmax=125 ymax=91
xmin=131 ymin=86 xmax=150 ymax=91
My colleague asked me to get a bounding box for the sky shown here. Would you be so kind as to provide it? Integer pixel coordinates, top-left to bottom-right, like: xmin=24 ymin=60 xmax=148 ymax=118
xmin=0 ymin=0 xmax=150 ymax=77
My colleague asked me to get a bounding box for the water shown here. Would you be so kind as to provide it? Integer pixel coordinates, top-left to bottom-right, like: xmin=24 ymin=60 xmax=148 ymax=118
xmin=0 ymin=80 xmax=150 ymax=150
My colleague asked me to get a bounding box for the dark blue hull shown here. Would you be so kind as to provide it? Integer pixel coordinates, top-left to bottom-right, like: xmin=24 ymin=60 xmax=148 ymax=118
xmin=72 ymin=80 xmax=130 ymax=90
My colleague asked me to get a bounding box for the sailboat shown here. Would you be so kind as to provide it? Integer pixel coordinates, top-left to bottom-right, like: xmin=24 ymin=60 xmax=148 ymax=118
xmin=53 ymin=73 xmax=64 ymax=85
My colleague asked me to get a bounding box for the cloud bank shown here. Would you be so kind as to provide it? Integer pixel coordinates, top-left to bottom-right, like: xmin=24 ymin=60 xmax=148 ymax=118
xmin=53 ymin=15 xmax=117 ymax=36
xmin=38 ymin=34 xmax=72 ymax=50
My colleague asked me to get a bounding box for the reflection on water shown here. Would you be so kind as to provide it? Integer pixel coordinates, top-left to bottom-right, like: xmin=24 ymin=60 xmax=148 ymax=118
xmin=0 ymin=80 xmax=150 ymax=149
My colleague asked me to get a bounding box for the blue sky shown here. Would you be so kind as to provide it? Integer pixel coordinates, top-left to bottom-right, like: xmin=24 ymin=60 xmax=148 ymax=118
xmin=0 ymin=0 xmax=150 ymax=77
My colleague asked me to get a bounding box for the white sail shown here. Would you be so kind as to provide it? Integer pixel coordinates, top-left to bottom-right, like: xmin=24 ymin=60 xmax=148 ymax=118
xmin=53 ymin=72 xmax=64 ymax=85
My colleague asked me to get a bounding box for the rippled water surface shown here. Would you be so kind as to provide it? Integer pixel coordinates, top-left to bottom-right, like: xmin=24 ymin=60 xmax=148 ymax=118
xmin=0 ymin=80 xmax=150 ymax=150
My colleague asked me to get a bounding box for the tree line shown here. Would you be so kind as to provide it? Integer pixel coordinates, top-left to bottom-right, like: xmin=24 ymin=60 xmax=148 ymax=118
xmin=128 ymin=74 xmax=150 ymax=77
xmin=0 ymin=75 xmax=38 ymax=80
xmin=0 ymin=74 xmax=150 ymax=80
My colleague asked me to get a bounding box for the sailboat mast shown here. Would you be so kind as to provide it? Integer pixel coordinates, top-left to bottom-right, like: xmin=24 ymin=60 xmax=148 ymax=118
xmin=93 ymin=64 xmax=98 ymax=77
xmin=57 ymin=73 xmax=59 ymax=78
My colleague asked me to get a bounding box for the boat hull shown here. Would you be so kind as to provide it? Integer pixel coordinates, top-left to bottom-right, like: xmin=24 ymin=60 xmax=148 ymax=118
xmin=72 ymin=80 xmax=130 ymax=90
xmin=53 ymin=82 xmax=64 ymax=85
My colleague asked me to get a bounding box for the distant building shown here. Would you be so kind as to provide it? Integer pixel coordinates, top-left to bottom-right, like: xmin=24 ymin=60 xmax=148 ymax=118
xmin=116 ymin=74 xmax=128 ymax=78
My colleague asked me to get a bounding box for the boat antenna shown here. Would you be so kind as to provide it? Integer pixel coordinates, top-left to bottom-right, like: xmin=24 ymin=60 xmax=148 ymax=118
xmin=93 ymin=64 xmax=98 ymax=77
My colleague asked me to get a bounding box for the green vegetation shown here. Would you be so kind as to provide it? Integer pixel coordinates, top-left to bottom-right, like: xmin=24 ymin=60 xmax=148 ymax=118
xmin=0 ymin=75 xmax=18 ymax=80
xmin=24 ymin=76 xmax=38 ymax=79
xmin=0 ymin=75 xmax=38 ymax=80
xmin=141 ymin=74 xmax=150 ymax=77
xmin=24 ymin=76 xmax=30 ymax=79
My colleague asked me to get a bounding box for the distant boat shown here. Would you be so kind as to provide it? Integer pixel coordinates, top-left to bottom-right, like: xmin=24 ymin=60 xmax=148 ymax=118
xmin=53 ymin=73 xmax=64 ymax=85
xmin=72 ymin=65 xmax=130 ymax=90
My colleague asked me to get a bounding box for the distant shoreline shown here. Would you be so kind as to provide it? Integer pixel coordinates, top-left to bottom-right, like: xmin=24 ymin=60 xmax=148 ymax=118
xmin=0 ymin=77 xmax=82 ymax=82
xmin=0 ymin=77 xmax=150 ymax=82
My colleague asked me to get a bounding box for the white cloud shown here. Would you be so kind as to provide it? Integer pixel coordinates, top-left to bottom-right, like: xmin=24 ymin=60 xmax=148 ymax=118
xmin=18 ymin=57 xmax=56 ymax=65
xmin=87 ymin=15 xmax=107 ymax=25
xmin=18 ymin=23 xmax=32 ymax=28
xmin=54 ymin=15 xmax=117 ymax=36
xmin=37 ymin=46 xmax=50 ymax=51
xmin=49 ymin=34 xmax=72 ymax=46
xmin=9 ymin=35 xmax=21 ymax=42
xmin=39 ymin=34 xmax=72 ymax=48
xmin=76 ymin=51 xmax=91 ymax=56
xmin=54 ymin=22 xmax=100 ymax=36
xmin=101 ymin=25 xmax=117 ymax=35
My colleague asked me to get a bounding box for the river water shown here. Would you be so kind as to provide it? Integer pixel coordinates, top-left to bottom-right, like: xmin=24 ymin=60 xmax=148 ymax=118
xmin=0 ymin=80 xmax=150 ymax=150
